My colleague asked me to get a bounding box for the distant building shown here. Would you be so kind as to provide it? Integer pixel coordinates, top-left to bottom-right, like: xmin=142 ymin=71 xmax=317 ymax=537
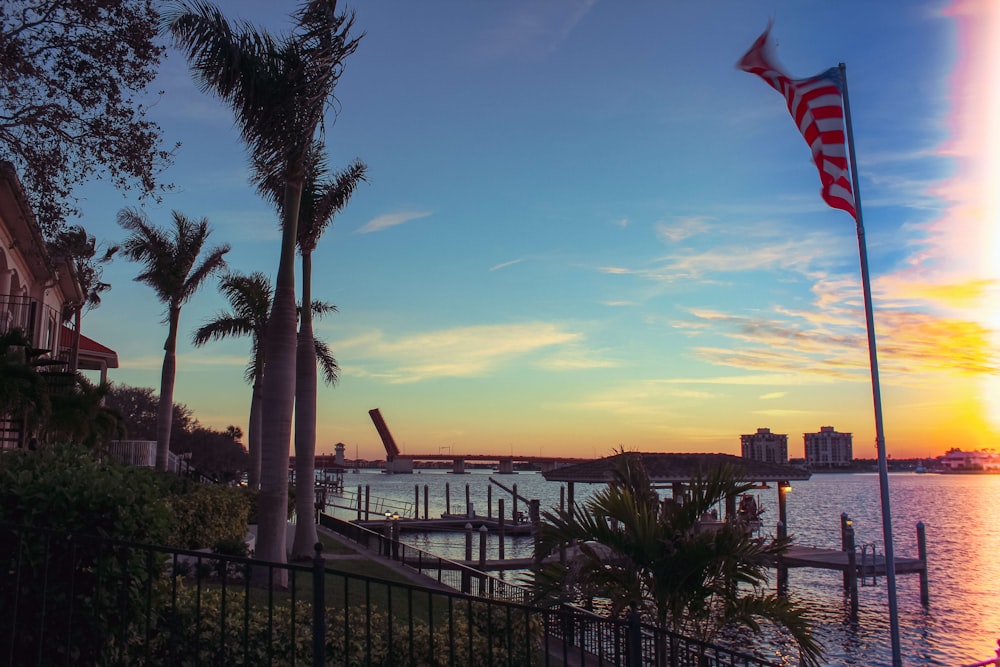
xmin=741 ymin=427 xmax=788 ymax=464
xmin=803 ymin=426 xmax=853 ymax=467
xmin=940 ymin=448 xmax=1000 ymax=472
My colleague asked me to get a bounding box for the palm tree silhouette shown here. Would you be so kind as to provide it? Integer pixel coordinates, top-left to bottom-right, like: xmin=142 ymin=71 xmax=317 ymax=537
xmin=260 ymin=147 xmax=366 ymax=557
xmin=165 ymin=0 xmax=360 ymax=566
xmin=118 ymin=208 xmax=229 ymax=472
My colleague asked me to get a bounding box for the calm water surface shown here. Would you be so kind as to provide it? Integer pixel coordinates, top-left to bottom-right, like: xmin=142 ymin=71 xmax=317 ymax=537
xmin=331 ymin=470 xmax=1000 ymax=666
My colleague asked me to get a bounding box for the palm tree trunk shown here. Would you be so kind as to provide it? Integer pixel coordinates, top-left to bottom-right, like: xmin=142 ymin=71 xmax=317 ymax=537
xmin=247 ymin=377 xmax=263 ymax=490
xmin=156 ymin=306 xmax=180 ymax=472
xmin=256 ymin=180 xmax=303 ymax=572
xmin=292 ymin=250 xmax=319 ymax=558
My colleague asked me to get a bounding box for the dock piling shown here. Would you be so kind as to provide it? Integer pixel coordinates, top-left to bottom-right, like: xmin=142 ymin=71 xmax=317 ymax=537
xmin=465 ymin=483 xmax=471 ymax=516
xmin=414 ymin=485 xmax=419 ymax=519
xmin=844 ymin=518 xmax=859 ymax=619
xmin=424 ymin=485 xmax=429 ymax=519
xmin=917 ymin=522 xmax=929 ymax=606
xmin=498 ymin=499 xmax=506 ymax=560
xmin=445 ymin=483 xmax=451 ymax=515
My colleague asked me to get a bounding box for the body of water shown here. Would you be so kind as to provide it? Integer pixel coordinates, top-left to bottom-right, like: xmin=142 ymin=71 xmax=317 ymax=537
xmin=327 ymin=469 xmax=1000 ymax=666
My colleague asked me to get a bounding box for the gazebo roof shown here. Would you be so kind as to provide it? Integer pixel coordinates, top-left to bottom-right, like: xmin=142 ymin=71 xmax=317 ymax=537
xmin=542 ymin=452 xmax=811 ymax=484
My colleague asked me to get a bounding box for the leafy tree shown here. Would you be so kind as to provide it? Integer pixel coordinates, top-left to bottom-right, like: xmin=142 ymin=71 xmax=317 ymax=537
xmin=532 ymin=453 xmax=823 ymax=666
xmin=118 ymin=208 xmax=229 ymax=471
xmin=172 ymin=424 xmax=248 ymax=484
xmin=260 ymin=148 xmax=365 ymax=557
xmin=166 ymin=0 xmax=361 ymax=569
xmin=0 ymin=0 xmax=174 ymax=232
xmin=104 ymin=382 xmax=194 ymax=441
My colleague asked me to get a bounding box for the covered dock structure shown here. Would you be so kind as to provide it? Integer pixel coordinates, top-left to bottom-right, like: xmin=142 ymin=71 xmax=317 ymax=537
xmin=541 ymin=452 xmax=812 ymax=540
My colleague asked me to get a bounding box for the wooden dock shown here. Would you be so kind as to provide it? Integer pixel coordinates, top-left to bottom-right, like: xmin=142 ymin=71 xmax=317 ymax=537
xmin=355 ymin=516 xmax=534 ymax=535
xmin=776 ymin=545 xmax=925 ymax=576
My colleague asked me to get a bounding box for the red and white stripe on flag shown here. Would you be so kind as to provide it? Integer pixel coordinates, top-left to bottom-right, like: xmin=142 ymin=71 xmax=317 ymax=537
xmin=738 ymin=25 xmax=857 ymax=220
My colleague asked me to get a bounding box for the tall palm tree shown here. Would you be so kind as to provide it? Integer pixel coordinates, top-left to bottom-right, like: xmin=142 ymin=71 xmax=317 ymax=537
xmin=532 ymin=453 xmax=824 ymax=666
xmin=192 ymin=272 xmax=272 ymax=489
xmin=260 ymin=147 xmax=366 ymax=557
xmin=192 ymin=272 xmax=340 ymax=494
xmin=118 ymin=208 xmax=229 ymax=472
xmin=165 ymin=0 xmax=360 ymax=566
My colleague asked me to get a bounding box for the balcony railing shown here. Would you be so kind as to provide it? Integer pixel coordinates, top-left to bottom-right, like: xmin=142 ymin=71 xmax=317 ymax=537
xmin=0 ymin=295 xmax=67 ymax=363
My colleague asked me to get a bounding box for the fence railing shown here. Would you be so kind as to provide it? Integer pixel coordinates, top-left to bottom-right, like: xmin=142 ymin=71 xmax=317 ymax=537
xmin=1 ymin=522 xmax=785 ymax=667
xmin=320 ymin=513 xmax=531 ymax=604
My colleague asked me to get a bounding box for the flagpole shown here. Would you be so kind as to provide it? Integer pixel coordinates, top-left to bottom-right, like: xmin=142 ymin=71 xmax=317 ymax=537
xmin=839 ymin=62 xmax=902 ymax=667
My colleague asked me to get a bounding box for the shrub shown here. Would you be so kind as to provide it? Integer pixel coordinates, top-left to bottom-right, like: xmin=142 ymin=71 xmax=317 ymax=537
xmin=167 ymin=483 xmax=250 ymax=549
xmin=0 ymin=445 xmax=172 ymax=664
xmin=146 ymin=581 xmax=544 ymax=665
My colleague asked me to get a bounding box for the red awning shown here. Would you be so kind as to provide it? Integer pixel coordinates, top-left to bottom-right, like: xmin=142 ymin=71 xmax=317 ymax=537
xmin=60 ymin=325 xmax=119 ymax=369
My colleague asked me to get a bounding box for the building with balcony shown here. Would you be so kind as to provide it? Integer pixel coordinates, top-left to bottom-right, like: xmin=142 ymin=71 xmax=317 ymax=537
xmin=740 ymin=427 xmax=788 ymax=464
xmin=1 ymin=161 xmax=118 ymax=449
xmin=803 ymin=426 xmax=853 ymax=467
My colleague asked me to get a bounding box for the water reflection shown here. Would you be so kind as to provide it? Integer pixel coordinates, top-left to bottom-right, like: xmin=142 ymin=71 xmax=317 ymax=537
xmin=329 ymin=470 xmax=1000 ymax=665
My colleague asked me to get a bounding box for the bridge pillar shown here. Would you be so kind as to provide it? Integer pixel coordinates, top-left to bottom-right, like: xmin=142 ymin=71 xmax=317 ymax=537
xmin=497 ymin=458 xmax=515 ymax=474
xmin=451 ymin=458 xmax=466 ymax=474
xmin=539 ymin=460 xmax=557 ymax=473
xmin=385 ymin=457 xmax=414 ymax=474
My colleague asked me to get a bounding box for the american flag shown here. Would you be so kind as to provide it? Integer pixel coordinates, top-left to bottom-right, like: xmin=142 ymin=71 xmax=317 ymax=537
xmin=738 ymin=25 xmax=856 ymax=220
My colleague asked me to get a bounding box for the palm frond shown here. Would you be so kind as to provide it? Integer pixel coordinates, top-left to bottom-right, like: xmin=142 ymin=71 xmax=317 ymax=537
xmin=313 ymin=338 xmax=339 ymax=386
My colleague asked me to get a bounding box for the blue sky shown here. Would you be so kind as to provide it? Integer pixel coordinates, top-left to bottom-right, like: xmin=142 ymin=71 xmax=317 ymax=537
xmin=75 ymin=0 xmax=998 ymax=460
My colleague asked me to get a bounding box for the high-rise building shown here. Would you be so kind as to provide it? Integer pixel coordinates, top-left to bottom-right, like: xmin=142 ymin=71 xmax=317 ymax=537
xmin=740 ymin=427 xmax=788 ymax=464
xmin=803 ymin=426 xmax=853 ymax=467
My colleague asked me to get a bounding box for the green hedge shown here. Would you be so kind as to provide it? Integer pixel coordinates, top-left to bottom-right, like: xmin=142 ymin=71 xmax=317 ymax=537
xmin=167 ymin=483 xmax=251 ymax=550
xmin=146 ymin=581 xmax=544 ymax=666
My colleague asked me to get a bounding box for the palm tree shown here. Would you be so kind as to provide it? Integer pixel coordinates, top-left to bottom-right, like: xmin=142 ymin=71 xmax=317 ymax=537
xmin=192 ymin=272 xmax=272 ymax=489
xmin=260 ymin=147 xmax=366 ymax=558
xmin=192 ymin=272 xmax=340 ymax=494
xmin=532 ymin=453 xmax=824 ymax=666
xmin=165 ymin=0 xmax=360 ymax=566
xmin=45 ymin=226 xmax=118 ymax=372
xmin=118 ymin=208 xmax=229 ymax=472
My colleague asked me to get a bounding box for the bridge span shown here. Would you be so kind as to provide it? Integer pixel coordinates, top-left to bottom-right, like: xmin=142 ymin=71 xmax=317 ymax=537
xmin=369 ymin=408 xmax=589 ymax=473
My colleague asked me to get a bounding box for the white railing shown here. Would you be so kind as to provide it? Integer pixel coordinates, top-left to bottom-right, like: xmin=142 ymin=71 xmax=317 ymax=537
xmin=107 ymin=440 xmax=156 ymax=467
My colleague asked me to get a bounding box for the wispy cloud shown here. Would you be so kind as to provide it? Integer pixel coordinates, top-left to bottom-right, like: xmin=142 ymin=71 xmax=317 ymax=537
xmin=120 ymin=353 xmax=249 ymax=372
xmin=478 ymin=0 xmax=598 ymax=58
xmin=760 ymin=392 xmax=787 ymax=400
xmin=356 ymin=211 xmax=431 ymax=234
xmin=490 ymin=258 xmax=523 ymax=271
xmin=336 ymin=322 xmax=584 ymax=383
xmin=655 ymin=216 xmax=712 ymax=243
xmin=613 ymin=217 xmax=629 ymax=228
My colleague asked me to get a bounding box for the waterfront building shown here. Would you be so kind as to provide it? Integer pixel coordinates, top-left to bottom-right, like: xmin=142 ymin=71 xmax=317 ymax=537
xmin=939 ymin=448 xmax=1000 ymax=472
xmin=0 ymin=162 xmax=118 ymax=449
xmin=740 ymin=427 xmax=788 ymax=464
xmin=804 ymin=426 xmax=853 ymax=468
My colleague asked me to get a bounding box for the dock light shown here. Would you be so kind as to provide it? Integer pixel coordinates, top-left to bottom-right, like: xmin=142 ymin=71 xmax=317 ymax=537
xmin=384 ymin=511 xmax=393 ymax=519
xmin=779 ymin=483 xmax=793 ymax=493
xmin=391 ymin=512 xmax=399 ymax=520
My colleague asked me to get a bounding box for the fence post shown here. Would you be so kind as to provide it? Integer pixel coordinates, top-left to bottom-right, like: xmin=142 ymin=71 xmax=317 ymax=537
xmin=626 ymin=606 xmax=643 ymax=667
xmin=313 ymin=542 xmax=325 ymax=667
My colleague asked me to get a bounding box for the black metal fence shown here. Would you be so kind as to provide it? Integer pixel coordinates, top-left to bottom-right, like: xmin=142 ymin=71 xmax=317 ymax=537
xmin=1 ymin=523 xmax=786 ymax=666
